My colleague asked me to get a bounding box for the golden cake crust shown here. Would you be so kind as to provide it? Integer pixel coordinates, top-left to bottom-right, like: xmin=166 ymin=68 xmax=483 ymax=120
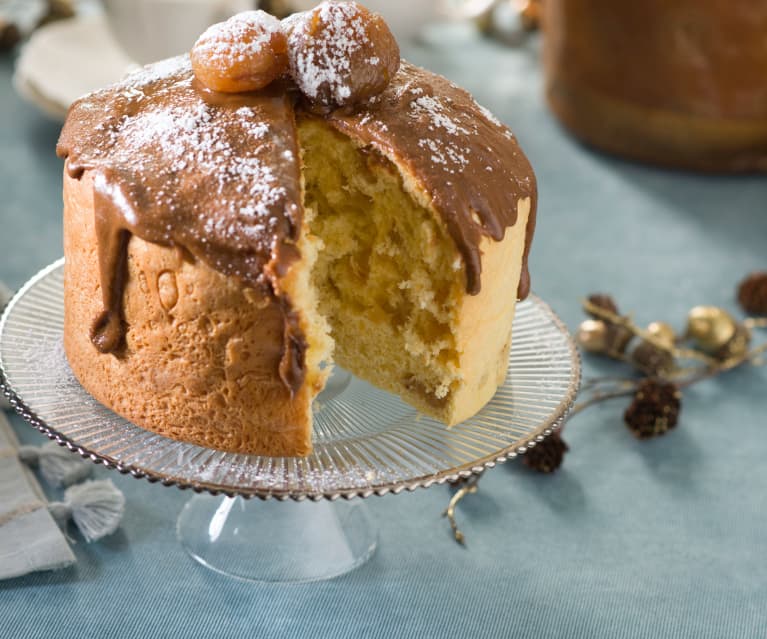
xmin=64 ymin=171 xmax=315 ymax=456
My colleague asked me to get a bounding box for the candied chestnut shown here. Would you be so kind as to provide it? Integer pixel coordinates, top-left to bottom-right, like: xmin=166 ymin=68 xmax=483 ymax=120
xmin=191 ymin=11 xmax=289 ymax=93
xmin=287 ymin=1 xmax=400 ymax=108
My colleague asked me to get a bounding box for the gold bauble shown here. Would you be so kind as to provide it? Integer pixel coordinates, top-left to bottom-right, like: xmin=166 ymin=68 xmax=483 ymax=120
xmin=576 ymin=319 xmax=609 ymax=353
xmin=686 ymin=306 xmax=737 ymax=352
xmin=646 ymin=321 xmax=676 ymax=349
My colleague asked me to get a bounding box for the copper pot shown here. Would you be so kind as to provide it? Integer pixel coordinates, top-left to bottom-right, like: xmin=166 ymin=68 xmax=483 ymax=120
xmin=542 ymin=0 xmax=767 ymax=172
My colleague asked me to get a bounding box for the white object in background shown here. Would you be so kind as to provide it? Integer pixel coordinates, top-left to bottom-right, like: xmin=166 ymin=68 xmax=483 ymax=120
xmin=14 ymin=14 xmax=136 ymax=120
xmin=102 ymin=0 xmax=254 ymax=65
xmin=286 ymin=0 xmax=441 ymax=42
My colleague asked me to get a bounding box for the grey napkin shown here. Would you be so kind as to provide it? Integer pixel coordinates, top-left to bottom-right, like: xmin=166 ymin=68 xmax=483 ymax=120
xmin=0 ymin=278 xmax=77 ymax=579
xmin=0 ymin=411 xmax=76 ymax=579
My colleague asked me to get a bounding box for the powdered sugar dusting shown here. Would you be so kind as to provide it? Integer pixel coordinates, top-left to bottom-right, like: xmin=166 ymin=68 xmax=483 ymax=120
xmin=122 ymin=55 xmax=192 ymax=92
xmin=120 ymin=103 xmax=284 ymax=254
xmin=412 ymin=95 xmax=472 ymax=137
xmin=66 ymin=58 xmax=301 ymax=283
xmin=74 ymin=55 xmax=191 ymax=107
xmin=476 ymin=102 xmax=502 ymax=128
xmin=347 ymin=62 xmax=520 ymax=177
xmin=476 ymin=101 xmax=515 ymax=140
xmin=408 ymin=86 xmax=476 ymax=175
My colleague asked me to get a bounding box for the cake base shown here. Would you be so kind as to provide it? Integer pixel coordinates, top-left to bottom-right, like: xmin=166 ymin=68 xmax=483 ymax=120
xmin=547 ymin=76 xmax=767 ymax=173
xmin=177 ymin=495 xmax=377 ymax=583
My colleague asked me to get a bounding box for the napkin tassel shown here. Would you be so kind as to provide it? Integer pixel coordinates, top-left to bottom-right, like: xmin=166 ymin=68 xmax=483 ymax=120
xmin=18 ymin=442 xmax=93 ymax=487
xmin=48 ymin=479 xmax=125 ymax=542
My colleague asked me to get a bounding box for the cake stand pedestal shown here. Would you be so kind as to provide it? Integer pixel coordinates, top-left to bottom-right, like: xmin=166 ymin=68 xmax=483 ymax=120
xmin=177 ymin=495 xmax=377 ymax=583
xmin=176 ymin=367 xmax=378 ymax=583
xmin=0 ymin=259 xmax=580 ymax=583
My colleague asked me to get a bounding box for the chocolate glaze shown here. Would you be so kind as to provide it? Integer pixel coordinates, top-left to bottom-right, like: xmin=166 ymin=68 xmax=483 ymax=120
xmin=58 ymin=57 xmax=306 ymax=393
xmin=326 ymin=61 xmax=537 ymax=297
xmin=57 ymin=56 xmax=537 ymax=394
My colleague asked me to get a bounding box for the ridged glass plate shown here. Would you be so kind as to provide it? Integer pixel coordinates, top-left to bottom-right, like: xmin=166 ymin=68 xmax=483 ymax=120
xmin=0 ymin=259 xmax=580 ymax=500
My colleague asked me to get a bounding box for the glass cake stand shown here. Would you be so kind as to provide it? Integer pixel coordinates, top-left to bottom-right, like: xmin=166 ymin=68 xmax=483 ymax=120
xmin=0 ymin=259 xmax=581 ymax=583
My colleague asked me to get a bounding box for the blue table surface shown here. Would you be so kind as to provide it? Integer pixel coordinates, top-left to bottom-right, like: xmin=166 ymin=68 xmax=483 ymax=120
xmin=1 ymin=29 xmax=766 ymax=639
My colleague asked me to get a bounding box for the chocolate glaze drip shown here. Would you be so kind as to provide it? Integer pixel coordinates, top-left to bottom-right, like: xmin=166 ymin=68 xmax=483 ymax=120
xmin=91 ymin=188 xmax=130 ymax=354
xmin=57 ymin=56 xmax=537 ymax=394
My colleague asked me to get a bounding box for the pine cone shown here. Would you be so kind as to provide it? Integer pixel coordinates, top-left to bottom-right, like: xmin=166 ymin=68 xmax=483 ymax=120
xmin=523 ymin=431 xmax=568 ymax=473
xmin=624 ymin=379 xmax=682 ymax=439
xmin=737 ymin=272 xmax=767 ymax=316
xmin=631 ymin=341 xmax=674 ymax=376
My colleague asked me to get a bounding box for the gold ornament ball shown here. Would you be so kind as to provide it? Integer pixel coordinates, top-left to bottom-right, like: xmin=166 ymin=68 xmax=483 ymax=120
xmin=647 ymin=321 xmax=676 ymax=349
xmin=577 ymin=319 xmax=609 ymax=353
xmin=686 ymin=306 xmax=737 ymax=352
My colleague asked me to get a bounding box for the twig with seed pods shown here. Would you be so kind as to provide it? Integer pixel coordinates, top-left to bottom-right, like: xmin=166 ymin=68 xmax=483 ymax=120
xmin=443 ymin=272 xmax=767 ymax=545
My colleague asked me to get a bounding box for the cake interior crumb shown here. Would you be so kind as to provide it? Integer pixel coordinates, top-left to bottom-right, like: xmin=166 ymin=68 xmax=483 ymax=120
xmin=298 ymin=118 xmax=463 ymax=413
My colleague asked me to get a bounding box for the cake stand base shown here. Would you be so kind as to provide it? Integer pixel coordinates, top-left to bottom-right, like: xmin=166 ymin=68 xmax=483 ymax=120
xmin=176 ymin=495 xmax=378 ymax=583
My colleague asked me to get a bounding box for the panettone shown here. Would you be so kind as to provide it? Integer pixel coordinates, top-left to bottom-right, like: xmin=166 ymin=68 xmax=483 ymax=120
xmin=57 ymin=4 xmax=537 ymax=456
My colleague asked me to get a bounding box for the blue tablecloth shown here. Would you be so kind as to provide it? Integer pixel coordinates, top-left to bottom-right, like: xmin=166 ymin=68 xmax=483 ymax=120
xmin=2 ymin=29 xmax=766 ymax=639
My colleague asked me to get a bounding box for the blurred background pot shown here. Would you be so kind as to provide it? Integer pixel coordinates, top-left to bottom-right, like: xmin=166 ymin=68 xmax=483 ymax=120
xmin=542 ymin=0 xmax=767 ymax=173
